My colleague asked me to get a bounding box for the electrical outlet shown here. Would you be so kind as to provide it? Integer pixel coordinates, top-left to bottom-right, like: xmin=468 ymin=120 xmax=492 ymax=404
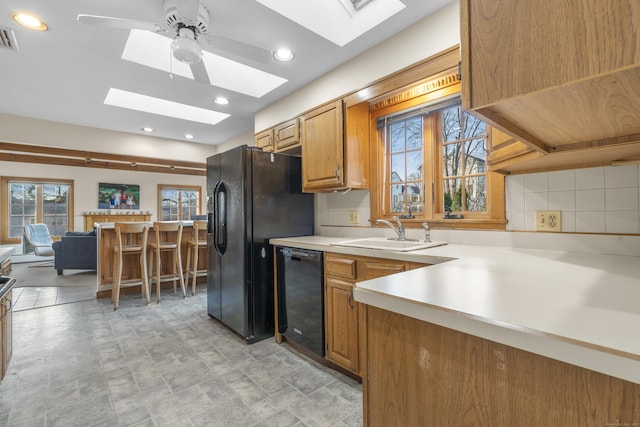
xmin=536 ymin=210 xmax=562 ymax=232
xmin=348 ymin=211 xmax=359 ymax=224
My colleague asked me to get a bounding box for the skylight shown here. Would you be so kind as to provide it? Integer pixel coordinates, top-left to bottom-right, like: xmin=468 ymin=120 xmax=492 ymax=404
xmin=104 ymin=88 xmax=230 ymax=126
xmin=256 ymin=0 xmax=406 ymax=46
xmin=122 ymin=30 xmax=288 ymax=98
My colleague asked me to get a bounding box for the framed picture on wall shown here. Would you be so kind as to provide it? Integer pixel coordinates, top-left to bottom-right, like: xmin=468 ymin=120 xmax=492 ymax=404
xmin=98 ymin=183 xmax=140 ymax=210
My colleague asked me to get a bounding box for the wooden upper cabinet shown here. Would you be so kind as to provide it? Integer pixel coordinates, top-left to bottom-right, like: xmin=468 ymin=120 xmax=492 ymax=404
xmin=274 ymin=118 xmax=300 ymax=152
xmin=255 ymin=128 xmax=274 ymax=152
xmin=301 ymin=100 xmax=369 ymax=192
xmin=461 ymin=0 xmax=640 ymax=174
xmin=301 ymin=100 xmax=345 ymax=190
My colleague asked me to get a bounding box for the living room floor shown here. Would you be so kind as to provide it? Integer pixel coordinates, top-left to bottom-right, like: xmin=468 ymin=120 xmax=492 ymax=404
xmin=1 ymin=262 xmax=363 ymax=427
xmin=10 ymin=261 xmax=95 ymax=311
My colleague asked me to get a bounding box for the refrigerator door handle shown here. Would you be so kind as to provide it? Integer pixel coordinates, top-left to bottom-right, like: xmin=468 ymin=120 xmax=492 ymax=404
xmin=213 ymin=181 xmax=227 ymax=255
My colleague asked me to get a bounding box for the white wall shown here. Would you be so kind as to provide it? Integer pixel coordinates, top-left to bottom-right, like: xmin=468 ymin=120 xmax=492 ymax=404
xmin=0 ymin=160 xmax=206 ymax=229
xmin=0 ymin=113 xmax=217 ymax=162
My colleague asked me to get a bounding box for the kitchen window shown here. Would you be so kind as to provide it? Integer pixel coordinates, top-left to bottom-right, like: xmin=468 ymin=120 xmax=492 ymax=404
xmin=158 ymin=184 xmax=202 ymax=221
xmin=1 ymin=177 xmax=74 ymax=244
xmin=369 ymin=69 xmax=505 ymax=229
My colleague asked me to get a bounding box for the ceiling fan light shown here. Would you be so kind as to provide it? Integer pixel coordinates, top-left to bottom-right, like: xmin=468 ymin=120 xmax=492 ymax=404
xmin=171 ymin=27 xmax=202 ymax=65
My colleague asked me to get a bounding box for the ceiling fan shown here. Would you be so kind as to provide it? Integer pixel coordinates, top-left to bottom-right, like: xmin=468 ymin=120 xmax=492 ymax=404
xmin=77 ymin=0 xmax=273 ymax=85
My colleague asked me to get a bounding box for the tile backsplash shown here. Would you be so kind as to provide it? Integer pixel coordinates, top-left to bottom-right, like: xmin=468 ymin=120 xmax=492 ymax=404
xmin=506 ymin=164 xmax=640 ymax=234
xmin=317 ymin=164 xmax=640 ymax=235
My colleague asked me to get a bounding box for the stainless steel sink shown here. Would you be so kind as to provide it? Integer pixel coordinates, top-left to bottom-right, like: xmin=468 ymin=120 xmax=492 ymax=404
xmin=331 ymin=237 xmax=447 ymax=252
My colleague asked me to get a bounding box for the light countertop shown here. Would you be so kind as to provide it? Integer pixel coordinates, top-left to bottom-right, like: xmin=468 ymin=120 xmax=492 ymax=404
xmin=270 ymin=235 xmax=640 ymax=384
xmin=0 ymin=247 xmax=13 ymax=264
xmin=94 ymin=221 xmax=194 ymax=229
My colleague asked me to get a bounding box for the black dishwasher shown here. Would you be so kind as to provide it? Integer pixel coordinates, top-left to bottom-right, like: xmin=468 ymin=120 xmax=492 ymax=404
xmin=276 ymin=246 xmax=324 ymax=357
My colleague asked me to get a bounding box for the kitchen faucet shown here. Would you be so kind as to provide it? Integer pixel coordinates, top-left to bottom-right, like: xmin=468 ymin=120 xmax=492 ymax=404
xmin=422 ymin=222 xmax=431 ymax=243
xmin=375 ymin=216 xmax=415 ymax=241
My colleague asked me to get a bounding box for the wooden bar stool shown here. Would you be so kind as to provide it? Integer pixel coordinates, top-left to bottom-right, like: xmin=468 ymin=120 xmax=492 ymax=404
xmin=148 ymin=221 xmax=186 ymax=303
xmin=112 ymin=222 xmax=150 ymax=310
xmin=185 ymin=219 xmax=208 ymax=295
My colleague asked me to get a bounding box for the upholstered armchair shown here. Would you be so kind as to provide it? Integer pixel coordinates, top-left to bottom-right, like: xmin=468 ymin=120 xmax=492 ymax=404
xmin=23 ymin=224 xmax=55 ymax=256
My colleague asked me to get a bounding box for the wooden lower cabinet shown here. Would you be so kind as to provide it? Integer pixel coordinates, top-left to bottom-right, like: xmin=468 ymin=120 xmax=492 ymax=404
xmin=1 ymin=288 xmax=12 ymax=383
xmin=325 ymin=276 xmax=361 ymax=373
xmin=324 ymin=252 xmax=428 ymax=377
xmin=363 ymin=305 xmax=640 ymax=427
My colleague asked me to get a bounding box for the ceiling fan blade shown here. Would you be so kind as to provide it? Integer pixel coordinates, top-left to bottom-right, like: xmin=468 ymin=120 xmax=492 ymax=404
xmin=190 ymin=61 xmax=211 ymax=85
xmin=206 ymin=34 xmax=272 ymax=64
xmin=77 ymin=14 xmax=161 ymax=32
xmin=175 ymin=0 xmax=200 ymax=24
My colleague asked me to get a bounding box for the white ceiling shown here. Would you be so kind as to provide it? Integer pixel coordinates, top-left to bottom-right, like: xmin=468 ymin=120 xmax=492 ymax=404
xmin=0 ymin=0 xmax=452 ymax=146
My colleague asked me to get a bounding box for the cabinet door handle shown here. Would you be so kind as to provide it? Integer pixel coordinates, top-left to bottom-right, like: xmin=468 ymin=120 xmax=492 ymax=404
xmin=335 ymin=165 xmax=340 ymax=179
xmin=348 ymin=291 xmax=354 ymax=309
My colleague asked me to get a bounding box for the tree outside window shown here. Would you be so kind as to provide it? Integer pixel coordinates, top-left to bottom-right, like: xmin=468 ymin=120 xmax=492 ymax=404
xmin=374 ymin=89 xmax=501 ymax=227
xmin=441 ymin=105 xmax=487 ymax=213
xmin=158 ymin=185 xmax=202 ymax=221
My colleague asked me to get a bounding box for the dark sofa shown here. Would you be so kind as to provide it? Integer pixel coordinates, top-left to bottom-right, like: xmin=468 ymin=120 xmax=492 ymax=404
xmin=52 ymin=230 xmax=97 ymax=275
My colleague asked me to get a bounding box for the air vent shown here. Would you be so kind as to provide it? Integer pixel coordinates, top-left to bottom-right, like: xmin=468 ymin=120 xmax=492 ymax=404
xmin=0 ymin=26 xmax=19 ymax=52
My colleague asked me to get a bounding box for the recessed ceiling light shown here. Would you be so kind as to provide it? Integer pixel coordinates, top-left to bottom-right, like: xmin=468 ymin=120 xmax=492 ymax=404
xmin=274 ymin=48 xmax=294 ymax=62
xmin=214 ymin=97 xmax=229 ymax=105
xmin=142 ymin=127 xmax=154 ymax=132
xmin=12 ymin=12 xmax=48 ymax=31
xmin=185 ymin=133 xmax=194 ymax=139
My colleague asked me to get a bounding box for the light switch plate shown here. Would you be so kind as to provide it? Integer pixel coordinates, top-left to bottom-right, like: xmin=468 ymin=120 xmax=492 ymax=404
xmin=348 ymin=211 xmax=359 ymax=224
xmin=536 ymin=210 xmax=562 ymax=232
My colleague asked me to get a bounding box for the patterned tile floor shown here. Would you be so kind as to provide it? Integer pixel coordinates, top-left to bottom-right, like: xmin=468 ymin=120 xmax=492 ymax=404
xmin=1 ymin=265 xmax=363 ymax=427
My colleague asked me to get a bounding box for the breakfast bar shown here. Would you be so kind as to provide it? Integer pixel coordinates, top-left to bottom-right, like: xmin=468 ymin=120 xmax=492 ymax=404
xmin=94 ymin=221 xmax=205 ymax=298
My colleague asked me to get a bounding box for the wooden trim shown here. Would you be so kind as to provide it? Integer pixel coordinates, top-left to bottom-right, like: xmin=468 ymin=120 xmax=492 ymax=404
xmin=551 ymin=132 xmax=640 ymax=153
xmin=345 ymin=45 xmax=461 ymax=107
xmin=1 ymin=176 xmax=75 ymax=244
xmin=0 ymin=142 xmax=205 ymax=176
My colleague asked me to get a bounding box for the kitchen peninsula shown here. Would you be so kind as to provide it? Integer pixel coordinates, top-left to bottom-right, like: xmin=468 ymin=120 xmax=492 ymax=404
xmin=270 ymin=235 xmax=640 ymax=425
xmin=95 ymin=221 xmax=205 ymax=298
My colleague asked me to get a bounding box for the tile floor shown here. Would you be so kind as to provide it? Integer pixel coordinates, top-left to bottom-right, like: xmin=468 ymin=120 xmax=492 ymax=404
xmin=11 ymin=286 xmax=96 ymax=311
xmin=10 ymin=262 xmax=96 ymax=312
xmin=1 ymin=268 xmax=363 ymax=426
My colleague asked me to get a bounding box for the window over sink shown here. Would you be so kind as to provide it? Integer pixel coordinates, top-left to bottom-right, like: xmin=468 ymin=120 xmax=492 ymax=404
xmin=369 ymin=61 xmax=505 ymax=230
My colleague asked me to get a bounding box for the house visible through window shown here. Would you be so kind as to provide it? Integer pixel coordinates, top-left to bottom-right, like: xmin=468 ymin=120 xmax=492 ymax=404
xmin=378 ymin=96 xmax=489 ymax=219
xmin=370 ymin=79 xmax=504 ymax=229
xmin=158 ymin=185 xmax=202 ymax=221
xmin=1 ymin=178 xmax=73 ymax=244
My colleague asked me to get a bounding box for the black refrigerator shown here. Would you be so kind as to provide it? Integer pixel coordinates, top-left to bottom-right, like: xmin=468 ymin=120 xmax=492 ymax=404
xmin=206 ymin=145 xmax=314 ymax=344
